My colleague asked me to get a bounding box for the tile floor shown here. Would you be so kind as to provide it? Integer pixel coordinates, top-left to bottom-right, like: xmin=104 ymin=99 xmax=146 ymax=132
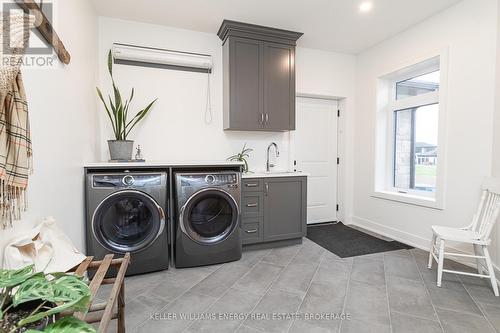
xmin=97 ymin=238 xmax=500 ymax=333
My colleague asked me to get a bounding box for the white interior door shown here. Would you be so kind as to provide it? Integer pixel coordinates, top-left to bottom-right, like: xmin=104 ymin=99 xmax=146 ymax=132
xmin=294 ymin=97 xmax=338 ymax=224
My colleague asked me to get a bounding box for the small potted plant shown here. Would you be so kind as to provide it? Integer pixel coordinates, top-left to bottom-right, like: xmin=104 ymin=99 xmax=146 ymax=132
xmin=0 ymin=265 xmax=95 ymax=333
xmin=227 ymin=144 xmax=253 ymax=173
xmin=96 ymin=50 xmax=157 ymax=161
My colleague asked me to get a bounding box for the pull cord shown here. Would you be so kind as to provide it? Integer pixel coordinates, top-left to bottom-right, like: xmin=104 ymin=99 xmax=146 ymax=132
xmin=204 ymin=70 xmax=213 ymax=124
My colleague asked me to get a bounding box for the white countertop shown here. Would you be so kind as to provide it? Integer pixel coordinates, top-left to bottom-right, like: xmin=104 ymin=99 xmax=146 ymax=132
xmin=84 ymin=160 xmax=244 ymax=168
xmin=242 ymin=171 xmax=309 ymax=178
xmin=83 ymin=162 xmax=308 ymax=179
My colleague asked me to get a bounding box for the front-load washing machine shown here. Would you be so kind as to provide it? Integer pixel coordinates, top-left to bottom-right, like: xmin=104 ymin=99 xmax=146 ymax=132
xmin=174 ymin=171 xmax=242 ymax=268
xmin=85 ymin=171 xmax=169 ymax=276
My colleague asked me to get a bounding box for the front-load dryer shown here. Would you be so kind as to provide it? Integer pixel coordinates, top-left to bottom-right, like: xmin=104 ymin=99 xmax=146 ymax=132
xmin=85 ymin=171 xmax=169 ymax=276
xmin=174 ymin=171 xmax=242 ymax=268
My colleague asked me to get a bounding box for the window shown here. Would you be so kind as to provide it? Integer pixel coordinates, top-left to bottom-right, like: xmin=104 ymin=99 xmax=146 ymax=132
xmin=396 ymin=70 xmax=440 ymax=100
xmin=374 ymin=54 xmax=446 ymax=209
xmin=394 ymin=103 xmax=439 ymax=193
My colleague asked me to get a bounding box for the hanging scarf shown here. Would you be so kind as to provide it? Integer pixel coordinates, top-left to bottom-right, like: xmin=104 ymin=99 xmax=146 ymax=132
xmin=0 ymin=12 xmax=35 ymax=228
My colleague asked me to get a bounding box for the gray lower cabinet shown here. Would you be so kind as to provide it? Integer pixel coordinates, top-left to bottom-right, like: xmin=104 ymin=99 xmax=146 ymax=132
xmin=241 ymin=177 xmax=307 ymax=245
xmin=241 ymin=217 xmax=263 ymax=244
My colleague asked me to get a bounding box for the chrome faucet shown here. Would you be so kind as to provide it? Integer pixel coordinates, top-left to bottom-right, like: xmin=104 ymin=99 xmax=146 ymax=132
xmin=266 ymin=142 xmax=280 ymax=172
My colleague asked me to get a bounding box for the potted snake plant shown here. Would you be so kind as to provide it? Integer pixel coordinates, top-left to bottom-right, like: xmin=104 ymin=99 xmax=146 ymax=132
xmin=96 ymin=50 xmax=157 ymax=161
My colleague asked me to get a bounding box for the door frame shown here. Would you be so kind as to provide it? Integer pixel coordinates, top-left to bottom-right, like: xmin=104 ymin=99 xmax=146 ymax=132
xmin=291 ymin=93 xmax=346 ymax=224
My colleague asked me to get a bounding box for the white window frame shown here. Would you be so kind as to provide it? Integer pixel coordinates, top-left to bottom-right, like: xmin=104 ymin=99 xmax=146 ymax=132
xmin=372 ymin=49 xmax=448 ymax=210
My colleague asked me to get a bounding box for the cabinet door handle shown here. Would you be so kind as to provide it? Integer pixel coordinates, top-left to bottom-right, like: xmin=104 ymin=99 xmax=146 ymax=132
xmin=246 ymin=203 xmax=258 ymax=207
xmin=245 ymin=183 xmax=258 ymax=187
xmin=260 ymin=113 xmax=264 ymax=125
xmin=265 ymin=113 xmax=269 ymax=124
xmin=265 ymin=182 xmax=269 ymax=196
xmin=245 ymin=229 xmax=258 ymax=234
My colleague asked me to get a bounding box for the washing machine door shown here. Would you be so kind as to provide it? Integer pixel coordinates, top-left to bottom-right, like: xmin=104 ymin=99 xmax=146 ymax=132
xmin=180 ymin=188 xmax=239 ymax=245
xmin=92 ymin=190 xmax=165 ymax=253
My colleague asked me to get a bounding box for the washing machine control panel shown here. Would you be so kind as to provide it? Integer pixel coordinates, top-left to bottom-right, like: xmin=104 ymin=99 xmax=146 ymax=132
xmin=181 ymin=173 xmax=238 ymax=187
xmin=93 ymin=174 xmax=163 ymax=188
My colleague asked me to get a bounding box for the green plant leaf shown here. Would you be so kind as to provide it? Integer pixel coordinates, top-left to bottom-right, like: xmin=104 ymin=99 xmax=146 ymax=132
xmin=18 ymin=297 xmax=90 ymax=327
xmin=107 ymin=95 xmax=122 ymax=140
xmin=46 ymin=272 xmax=83 ymax=280
xmin=18 ymin=276 xmax=91 ymax=327
xmin=107 ymin=50 xmax=113 ymax=77
xmin=124 ymin=88 xmax=134 ymax=121
xmin=113 ymin=82 xmax=122 ymax=114
xmin=112 ymin=80 xmax=124 ymax=139
xmin=130 ymin=88 xmax=135 ymax=101
xmin=126 ymin=99 xmax=157 ymax=126
xmin=0 ymin=265 xmax=35 ymax=289
xmin=47 ymin=276 xmax=90 ymax=307
xmin=26 ymin=316 xmax=97 ymax=333
xmin=108 ymin=95 xmax=116 ymax=115
xmin=13 ymin=275 xmax=52 ymax=307
xmin=116 ymin=104 xmax=124 ymax=140
xmin=24 ymin=317 xmax=96 ymax=333
xmin=125 ymin=99 xmax=157 ymax=138
xmin=96 ymin=87 xmax=117 ymax=138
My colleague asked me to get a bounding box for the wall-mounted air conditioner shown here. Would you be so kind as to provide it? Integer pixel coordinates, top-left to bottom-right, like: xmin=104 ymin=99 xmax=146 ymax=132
xmin=112 ymin=43 xmax=213 ymax=73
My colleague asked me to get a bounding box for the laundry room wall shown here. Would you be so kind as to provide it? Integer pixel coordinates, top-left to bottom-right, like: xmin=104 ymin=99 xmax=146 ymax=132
xmin=95 ymin=17 xmax=356 ymax=178
xmin=491 ymin=0 xmax=500 ymax=277
xmin=0 ymin=0 xmax=99 ymax=266
xmin=352 ymin=0 xmax=498 ymax=270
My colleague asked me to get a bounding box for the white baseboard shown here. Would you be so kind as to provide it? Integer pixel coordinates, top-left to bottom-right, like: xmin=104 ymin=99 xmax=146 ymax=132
xmin=350 ymin=215 xmax=431 ymax=250
xmin=350 ymin=215 xmax=500 ymax=288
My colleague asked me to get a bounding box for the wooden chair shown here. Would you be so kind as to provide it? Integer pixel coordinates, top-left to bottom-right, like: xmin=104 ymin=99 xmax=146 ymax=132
xmin=68 ymin=253 xmax=131 ymax=332
xmin=428 ymin=178 xmax=500 ymax=296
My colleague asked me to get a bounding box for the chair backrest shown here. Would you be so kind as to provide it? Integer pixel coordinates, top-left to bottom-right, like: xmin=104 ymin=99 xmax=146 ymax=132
xmin=471 ymin=178 xmax=500 ymax=241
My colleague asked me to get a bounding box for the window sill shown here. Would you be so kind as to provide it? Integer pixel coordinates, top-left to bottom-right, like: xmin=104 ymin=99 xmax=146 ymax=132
xmin=372 ymin=190 xmax=444 ymax=210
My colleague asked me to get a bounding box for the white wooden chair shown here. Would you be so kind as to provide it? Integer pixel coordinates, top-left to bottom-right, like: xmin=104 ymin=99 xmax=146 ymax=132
xmin=428 ymin=178 xmax=500 ymax=296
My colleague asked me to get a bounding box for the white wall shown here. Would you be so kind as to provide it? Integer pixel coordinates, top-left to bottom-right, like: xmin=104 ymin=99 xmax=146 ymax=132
xmin=295 ymin=48 xmax=356 ymax=222
xmin=96 ymin=18 xmax=356 ymax=190
xmin=352 ymin=0 xmax=498 ymax=263
xmin=0 ymin=0 xmax=99 ymax=266
xmin=492 ymin=0 xmax=500 ymax=269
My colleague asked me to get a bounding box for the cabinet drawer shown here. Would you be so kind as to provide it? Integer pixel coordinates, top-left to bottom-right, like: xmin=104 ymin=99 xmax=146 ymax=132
xmin=242 ymin=179 xmax=263 ymax=192
xmin=241 ymin=217 xmax=263 ymax=245
xmin=242 ymin=193 xmax=264 ymax=218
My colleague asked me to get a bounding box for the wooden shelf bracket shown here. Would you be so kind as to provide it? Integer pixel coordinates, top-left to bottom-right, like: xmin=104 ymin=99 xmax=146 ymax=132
xmin=14 ymin=0 xmax=71 ymax=64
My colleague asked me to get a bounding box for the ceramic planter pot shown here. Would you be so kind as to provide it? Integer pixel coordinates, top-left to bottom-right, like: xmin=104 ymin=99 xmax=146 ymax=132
xmin=108 ymin=140 xmax=134 ymax=161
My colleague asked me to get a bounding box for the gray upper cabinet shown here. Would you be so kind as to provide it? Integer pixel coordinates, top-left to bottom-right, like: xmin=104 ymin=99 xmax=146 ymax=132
xmin=263 ymin=43 xmax=295 ymax=131
xmin=226 ymin=37 xmax=262 ymax=129
xmin=218 ymin=20 xmax=303 ymax=132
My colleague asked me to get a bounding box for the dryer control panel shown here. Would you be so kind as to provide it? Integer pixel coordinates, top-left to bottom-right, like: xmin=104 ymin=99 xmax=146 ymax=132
xmin=93 ymin=174 xmax=163 ymax=188
xmin=180 ymin=173 xmax=238 ymax=187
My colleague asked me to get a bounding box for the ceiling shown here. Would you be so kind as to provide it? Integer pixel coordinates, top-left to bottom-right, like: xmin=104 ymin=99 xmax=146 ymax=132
xmin=91 ymin=0 xmax=462 ymax=54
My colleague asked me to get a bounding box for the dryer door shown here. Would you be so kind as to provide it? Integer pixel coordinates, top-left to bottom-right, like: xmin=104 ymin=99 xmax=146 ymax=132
xmin=92 ymin=190 xmax=165 ymax=253
xmin=180 ymin=188 xmax=239 ymax=245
